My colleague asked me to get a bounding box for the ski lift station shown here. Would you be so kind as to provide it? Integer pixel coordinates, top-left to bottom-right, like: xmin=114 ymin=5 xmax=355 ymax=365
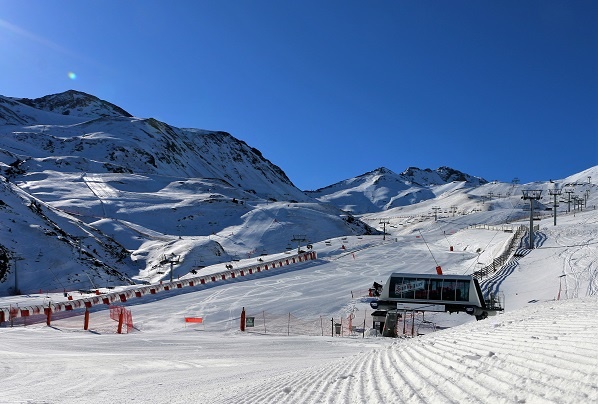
xmin=370 ymin=273 xmax=504 ymax=336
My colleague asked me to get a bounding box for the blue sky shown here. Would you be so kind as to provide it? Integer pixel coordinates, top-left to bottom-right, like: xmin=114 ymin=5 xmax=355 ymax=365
xmin=1 ymin=1 xmax=596 ymax=190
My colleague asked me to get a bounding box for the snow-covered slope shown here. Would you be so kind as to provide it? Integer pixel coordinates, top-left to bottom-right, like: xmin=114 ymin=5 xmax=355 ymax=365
xmin=0 ymin=207 xmax=595 ymax=404
xmin=0 ymin=178 xmax=136 ymax=294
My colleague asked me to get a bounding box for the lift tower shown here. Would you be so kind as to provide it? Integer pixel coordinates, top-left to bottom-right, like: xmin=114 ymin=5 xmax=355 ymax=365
xmin=549 ymin=188 xmax=562 ymax=226
xmin=563 ymin=189 xmax=574 ymax=212
xmin=522 ymin=190 xmax=542 ymax=249
xmin=378 ymin=220 xmax=390 ymax=241
xmin=291 ymin=235 xmax=307 ymax=253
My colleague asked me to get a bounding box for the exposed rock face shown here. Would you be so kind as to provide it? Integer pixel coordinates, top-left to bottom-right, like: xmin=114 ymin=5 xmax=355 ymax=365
xmin=13 ymin=90 xmax=133 ymax=118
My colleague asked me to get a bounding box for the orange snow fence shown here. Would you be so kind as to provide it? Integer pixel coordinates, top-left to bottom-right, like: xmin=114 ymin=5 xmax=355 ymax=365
xmin=109 ymin=305 xmax=133 ymax=333
xmin=185 ymin=317 xmax=203 ymax=324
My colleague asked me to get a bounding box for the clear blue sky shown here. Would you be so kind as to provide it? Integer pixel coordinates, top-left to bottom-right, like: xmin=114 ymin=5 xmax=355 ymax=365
xmin=1 ymin=1 xmax=596 ymax=190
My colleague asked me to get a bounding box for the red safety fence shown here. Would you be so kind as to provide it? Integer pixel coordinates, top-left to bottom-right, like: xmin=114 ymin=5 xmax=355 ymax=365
xmin=1 ymin=251 xmax=318 ymax=334
xmin=1 ymin=251 xmax=318 ymax=326
xmin=109 ymin=305 xmax=133 ymax=333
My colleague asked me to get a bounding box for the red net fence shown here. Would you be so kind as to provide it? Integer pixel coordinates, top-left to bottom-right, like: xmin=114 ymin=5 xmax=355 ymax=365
xmin=1 ymin=304 xmax=135 ymax=334
xmin=109 ymin=305 xmax=133 ymax=333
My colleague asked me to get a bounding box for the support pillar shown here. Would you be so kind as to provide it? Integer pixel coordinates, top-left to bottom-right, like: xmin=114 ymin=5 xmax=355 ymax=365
xmin=84 ymin=308 xmax=90 ymax=330
xmin=529 ymin=198 xmax=534 ymax=248
xmin=240 ymin=307 xmax=246 ymax=332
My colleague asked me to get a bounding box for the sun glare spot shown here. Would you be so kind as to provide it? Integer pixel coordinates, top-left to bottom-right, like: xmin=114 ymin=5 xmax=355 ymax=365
xmin=68 ymin=72 xmax=77 ymax=80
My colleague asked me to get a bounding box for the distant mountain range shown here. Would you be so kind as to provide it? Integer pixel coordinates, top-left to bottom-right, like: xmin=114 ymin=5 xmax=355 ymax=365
xmin=0 ymin=90 xmax=594 ymax=295
xmin=306 ymin=166 xmax=487 ymax=214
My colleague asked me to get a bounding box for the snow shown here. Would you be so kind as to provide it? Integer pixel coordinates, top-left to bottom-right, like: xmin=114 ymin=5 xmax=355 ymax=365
xmin=1 ymin=208 xmax=596 ymax=403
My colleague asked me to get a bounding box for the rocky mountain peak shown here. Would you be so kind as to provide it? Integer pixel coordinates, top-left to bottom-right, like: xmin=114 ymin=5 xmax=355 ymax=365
xmin=400 ymin=166 xmax=487 ymax=186
xmin=436 ymin=166 xmax=488 ymax=185
xmin=372 ymin=167 xmax=393 ymax=175
xmin=13 ymin=90 xmax=132 ymax=119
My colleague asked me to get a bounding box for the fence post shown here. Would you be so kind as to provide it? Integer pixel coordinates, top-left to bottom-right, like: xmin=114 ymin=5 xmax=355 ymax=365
xmin=117 ymin=310 xmax=124 ymax=334
xmin=287 ymin=312 xmax=290 ymax=336
xmin=84 ymin=307 xmax=90 ymax=330
xmin=263 ymin=311 xmax=266 ymax=334
xmin=240 ymin=307 xmax=246 ymax=332
xmin=45 ymin=304 xmax=52 ymax=327
xmin=347 ymin=313 xmax=352 ymax=335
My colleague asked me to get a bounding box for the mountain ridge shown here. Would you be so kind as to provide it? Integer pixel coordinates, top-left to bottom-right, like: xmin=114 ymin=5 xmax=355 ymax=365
xmin=12 ymin=89 xmax=133 ymax=119
xmin=305 ymin=166 xmax=487 ymax=214
xmin=0 ymin=93 xmax=303 ymax=202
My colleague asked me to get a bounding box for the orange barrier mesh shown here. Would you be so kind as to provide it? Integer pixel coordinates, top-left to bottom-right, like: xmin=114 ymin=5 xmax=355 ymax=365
xmin=109 ymin=305 xmax=133 ymax=333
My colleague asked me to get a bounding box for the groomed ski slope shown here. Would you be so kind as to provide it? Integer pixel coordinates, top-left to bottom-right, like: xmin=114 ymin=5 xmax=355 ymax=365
xmin=215 ymin=297 xmax=597 ymax=404
xmin=0 ymin=209 xmax=596 ymax=403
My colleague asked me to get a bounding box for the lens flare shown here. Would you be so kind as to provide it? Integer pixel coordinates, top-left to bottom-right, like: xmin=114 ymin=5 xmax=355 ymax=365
xmin=68 ymin=72 xmax=77 ymax=80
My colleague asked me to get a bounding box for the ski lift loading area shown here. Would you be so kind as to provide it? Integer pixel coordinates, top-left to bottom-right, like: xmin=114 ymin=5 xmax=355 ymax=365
xmin=370 ymin=273 xmax=504 ymax=335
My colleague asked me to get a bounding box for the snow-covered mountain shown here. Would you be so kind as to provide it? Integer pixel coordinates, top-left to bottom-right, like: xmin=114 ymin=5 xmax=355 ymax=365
xmin=0 ymin=90 xmax=379 ymax=295
xmin=306 ymin=166 xmax=487 ymax=214
xmin=0 ymin=90 xmax=597 ymax=404
xmin=0 ymin=90 xmax=595 ymax=297
xmin=0 ymin=90 xmax=305 ymax=201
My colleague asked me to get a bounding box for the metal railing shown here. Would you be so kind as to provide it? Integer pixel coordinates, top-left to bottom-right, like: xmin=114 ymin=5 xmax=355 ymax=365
xmin=472 ymin=226 xmax=526 ymax=281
